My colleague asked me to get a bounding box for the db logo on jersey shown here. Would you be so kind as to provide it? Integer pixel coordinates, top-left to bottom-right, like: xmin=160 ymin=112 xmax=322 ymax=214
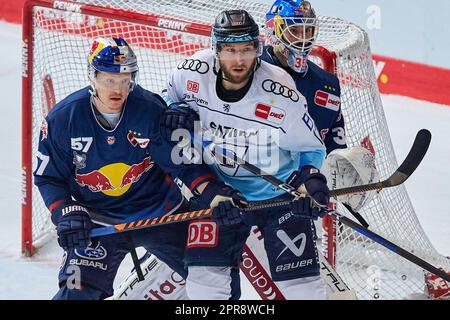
xmin=314 ymin=91 xmax=341 ymax=111
xmin=187 ymin=80 xmax=199 ymax=93
xmin=187 ymin=220 xmax=218 ymax=248
xmin=254 ymin=104 xmax=286 ymax=125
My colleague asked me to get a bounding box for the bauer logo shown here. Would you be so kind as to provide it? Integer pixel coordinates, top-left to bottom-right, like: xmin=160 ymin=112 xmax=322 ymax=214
xmin=157 ymin=18 xmax=189 ymax=31
xmin=254 ymin=104 xmax=286 ymax=125
xmin=314 ymin=90 xmax=340 ymax=111
xmin=187 ymin=80 xmax=199 ymax=93
xmin=276 ymin=230 xmax=306 ymax=259
xmin=187 ymin=220 xmax=218 ymax=248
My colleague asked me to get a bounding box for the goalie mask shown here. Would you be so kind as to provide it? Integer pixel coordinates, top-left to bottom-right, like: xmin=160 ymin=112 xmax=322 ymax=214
xmin=265 ymin=0 xmax=318 ymax=73
xmin=321 ymin=146 xmax=380 ymax=212
xmin=88 ymin=37 xmax=139 ymax=94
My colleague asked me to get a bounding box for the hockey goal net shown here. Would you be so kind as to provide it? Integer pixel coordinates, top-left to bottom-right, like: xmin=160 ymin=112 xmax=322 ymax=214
xmin=22 ymin=0 xmax=450 ymax=299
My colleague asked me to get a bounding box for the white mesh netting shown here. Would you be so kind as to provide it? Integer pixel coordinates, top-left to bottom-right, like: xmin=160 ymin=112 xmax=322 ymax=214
xmin=24 ymin=0 xmax=449 ymax=299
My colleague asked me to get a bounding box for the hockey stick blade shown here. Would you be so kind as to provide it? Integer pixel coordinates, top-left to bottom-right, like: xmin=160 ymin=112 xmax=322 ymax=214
xmin=329 ymin=129 xmax=431 ymax=197
xmin=332 ymin=211 xmax=450 ymax=283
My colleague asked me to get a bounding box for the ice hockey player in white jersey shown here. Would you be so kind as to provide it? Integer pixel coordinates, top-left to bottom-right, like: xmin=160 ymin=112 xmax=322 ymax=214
xmin=160 ymin=9 xmax=330 ymax=300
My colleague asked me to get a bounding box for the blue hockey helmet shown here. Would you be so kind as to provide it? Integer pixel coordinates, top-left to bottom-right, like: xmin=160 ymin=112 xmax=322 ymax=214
xmin=265 ymin=0 xmax=318 ymax=73
xmin=88 ymin=37 xmax=138 ymax=91
xmin=212 ymin=10 xmax=262 ymax=59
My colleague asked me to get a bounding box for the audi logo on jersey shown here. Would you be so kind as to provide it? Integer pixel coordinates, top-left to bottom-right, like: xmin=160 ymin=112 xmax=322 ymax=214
xmin=177 ymin=59 xmax=209 ymax=74
xmin=262 ymin=80 xmax=300 ymax=102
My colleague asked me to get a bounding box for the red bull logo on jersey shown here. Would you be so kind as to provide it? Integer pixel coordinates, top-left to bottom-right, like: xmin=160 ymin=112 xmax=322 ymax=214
xmin=75 ymin=157 xmax=154 ymax=196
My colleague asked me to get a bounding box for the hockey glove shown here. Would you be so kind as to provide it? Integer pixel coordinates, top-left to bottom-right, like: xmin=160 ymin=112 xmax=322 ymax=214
xmin=51 ymin=203 xmax=94 ymax=250
xmin=160 ymin=102 xmax=199 ymax=145
xmin=189 ymin=180 xmax=249 ymax=226
xmin=287 ymin=165 xmax=330 ymax=220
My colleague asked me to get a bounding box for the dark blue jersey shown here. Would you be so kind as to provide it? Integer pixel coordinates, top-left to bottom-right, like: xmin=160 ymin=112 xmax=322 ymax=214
xmin=261 ymin=46 xmax=347 ymax=154
xmin=34 ymin=85 xmax=212 ymax=222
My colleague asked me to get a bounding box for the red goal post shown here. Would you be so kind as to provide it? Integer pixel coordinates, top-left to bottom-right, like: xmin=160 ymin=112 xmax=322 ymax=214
xmin=22 ymin=0 xmax=450 ymax=300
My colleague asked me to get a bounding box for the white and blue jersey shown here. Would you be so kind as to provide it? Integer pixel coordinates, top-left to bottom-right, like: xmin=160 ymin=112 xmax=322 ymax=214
xmin=261 ymin=46 xmax=347 ymax=154
xmin=166 ymin=49 xmax=326 ymax=201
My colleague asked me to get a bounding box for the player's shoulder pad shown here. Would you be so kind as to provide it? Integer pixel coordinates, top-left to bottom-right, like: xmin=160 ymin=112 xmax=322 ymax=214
xmin=259 ymin=59 xmax=298 ymax=88
xmin=45 ymin=86 xmax=91 ymax=126
xmin=127 ymin=85 xmax=167 ymax=122
xmin=175 ymin=49 xmax=213 ymax=76
xmin=307 ymin=60 xmax=340 ymax=91
xmin=257 ymin=60 xmax=305 ymax=104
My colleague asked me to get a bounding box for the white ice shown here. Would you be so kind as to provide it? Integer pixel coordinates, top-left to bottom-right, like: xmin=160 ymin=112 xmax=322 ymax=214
xmin=0 ymin=21 xmax=448 ymax=299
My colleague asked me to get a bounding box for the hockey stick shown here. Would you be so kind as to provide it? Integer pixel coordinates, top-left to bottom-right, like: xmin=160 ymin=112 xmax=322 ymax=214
xmin=328 ymin=210 xmax=450 ymax=282
xmin=329 ymin=129 xmax=432 ymax=197
xmin=203 ymin=129 xmax=431 ymax=201
xmin=90 ymin=209 xmax=213 ymax=237
xmin=90 ymin=200 xmax=290 ymax=238
xmin=205 ymin=131 xmax=450 ymax=282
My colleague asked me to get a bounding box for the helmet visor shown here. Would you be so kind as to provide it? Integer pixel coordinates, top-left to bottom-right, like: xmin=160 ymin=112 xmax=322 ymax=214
xmin=217 ymin=41 xmax=262 ymax=61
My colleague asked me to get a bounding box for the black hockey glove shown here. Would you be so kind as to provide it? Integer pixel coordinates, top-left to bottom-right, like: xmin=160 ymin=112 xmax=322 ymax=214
xmin=51 ymin=203 xmax=93 ymax=250
xmin=160 ymin=102 xmax=199 ymax=145
xmin=189 ymin=180 xmax=250 ymax=226
xmin=287 ymin=165 xmax=330 ymax=220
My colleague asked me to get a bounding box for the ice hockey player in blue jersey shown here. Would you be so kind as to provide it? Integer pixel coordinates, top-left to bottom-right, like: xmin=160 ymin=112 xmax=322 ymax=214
xmin=33 ymin=38 xmax=212 ymax=300
xmin=160 ymin=10 xmax=330 ymax=299
xmin=264 ymin=0 xmax=347 ymax=155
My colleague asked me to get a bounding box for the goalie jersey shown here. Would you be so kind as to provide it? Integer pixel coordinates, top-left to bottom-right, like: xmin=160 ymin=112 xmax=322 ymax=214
xmin=261 ymin=46 xmax=347 ymax=154
xmin=33 ymin=85 xmax=212 ymax=222
xmin=166 ymin=49 xmax=326 ymax=201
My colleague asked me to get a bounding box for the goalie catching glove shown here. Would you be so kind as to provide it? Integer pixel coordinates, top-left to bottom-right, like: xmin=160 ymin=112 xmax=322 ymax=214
xmin=286 ymin=165 xmax=330 ymax=220
xmin=321 ymin=146 xmax=379 ymax=211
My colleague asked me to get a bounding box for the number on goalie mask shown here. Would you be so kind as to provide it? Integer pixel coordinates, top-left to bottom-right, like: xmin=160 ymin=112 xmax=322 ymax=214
xmin=321 ymin=146 xmax=380 ymax=211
